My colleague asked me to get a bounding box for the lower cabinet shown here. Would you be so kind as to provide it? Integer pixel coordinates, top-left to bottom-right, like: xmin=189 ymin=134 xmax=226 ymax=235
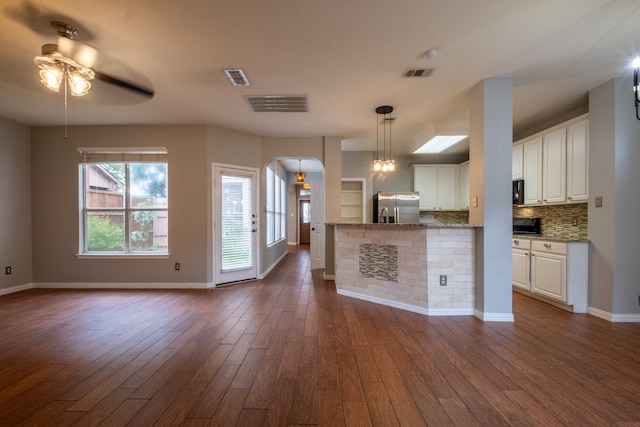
xmin=512 ymin=238 xmax=588 ymax=312
xmin=531 ymin=243 xmax=566 ymax=301
xmin=511 ymin=239 xmax=530 ymax=291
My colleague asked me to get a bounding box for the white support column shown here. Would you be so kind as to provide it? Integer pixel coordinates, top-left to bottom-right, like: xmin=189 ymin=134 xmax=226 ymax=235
xmin=469 ymin=78 xmax=514 ymax=321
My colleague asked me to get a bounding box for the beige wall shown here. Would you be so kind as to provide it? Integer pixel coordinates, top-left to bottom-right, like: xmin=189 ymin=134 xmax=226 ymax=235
xmin=31 ymin=125 xmax=210 ymax=285
xmin=0 ymin=118 xmax=32 ymax=292
xmin=25 ymin=125 xmax=341 ymax=287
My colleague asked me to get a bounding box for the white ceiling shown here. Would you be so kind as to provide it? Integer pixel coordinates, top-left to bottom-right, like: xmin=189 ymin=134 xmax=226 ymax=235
xmin=1 ymin=0 xmax=639 ymax=172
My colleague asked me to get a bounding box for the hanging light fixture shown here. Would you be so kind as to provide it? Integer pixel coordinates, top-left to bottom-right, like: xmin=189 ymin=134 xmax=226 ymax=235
xmin=633 ymin=57 xmax=640 ymax=120
xmin=295 ymin=159 xmax=307 ymax=184
xmin=34 ymin=23 xmax=96 ymax=139
xmin=373 ymin=105 xmax=395 ymax=172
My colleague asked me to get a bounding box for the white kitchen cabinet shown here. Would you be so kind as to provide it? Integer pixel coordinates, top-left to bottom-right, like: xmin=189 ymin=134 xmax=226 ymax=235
xmin=542 ymin=128 xmax=567 ymax=204
xmin=512 ymin=238 xmax=531 ymax=291
xmin=513 ymin=238 xmax=588 ymax=312
xmin=567 ymin=118 xmax=589 ymax=202
xmin=512 ymin=143 xmax=524 ymax=180
xmin=459 ymin=161 xmax=469 ymax=210
xmin=518 ymin=114 xmax=588 ymax=206
xmin=413 ymin=166 xmax=437 ymax=209
xmin=523 ymin=137 xmax=543 ymax=205
xmin=531 ymin=241 xmax=566 ymax=302
xmin=412 ymin=165 xmax=458 ymax=210
xmin=438 ymin=166 xmax=457 ymax=210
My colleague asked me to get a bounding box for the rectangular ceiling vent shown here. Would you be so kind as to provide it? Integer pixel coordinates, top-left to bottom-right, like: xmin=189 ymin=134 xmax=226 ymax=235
xmin=403 ymin=68 xmax=434 ymax=78
xmin=224 ymin=69 xmax=251 ymax=86
xmin=245 ymin=95 xmax=309 ymax=113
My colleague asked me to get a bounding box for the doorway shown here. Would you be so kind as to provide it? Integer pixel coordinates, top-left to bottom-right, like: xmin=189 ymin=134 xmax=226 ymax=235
xmin=299 ymin=199 xmax=311 ymax=244
xmin=213 ymin=164 xmax=258 ymax=285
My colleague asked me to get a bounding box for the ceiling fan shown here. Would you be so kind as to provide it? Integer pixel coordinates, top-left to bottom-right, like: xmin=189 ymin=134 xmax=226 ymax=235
xmin=34 ymin=21 xmax=154 ymax=99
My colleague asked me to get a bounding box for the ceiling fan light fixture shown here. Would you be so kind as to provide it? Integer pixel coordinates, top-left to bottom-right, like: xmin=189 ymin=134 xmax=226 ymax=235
xmin=35 ymin=50 xmax=95 ymax=96
xmin=38 ymin=65 xmax=63 ymax=92
xmin=69 ymin=73 xmax=91 ymax=96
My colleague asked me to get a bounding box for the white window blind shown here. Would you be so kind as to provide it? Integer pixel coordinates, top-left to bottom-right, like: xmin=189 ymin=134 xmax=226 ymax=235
xmin=220 ymin=174 xmax=253 ymax=271
xmin=78 ymin=147 xmax=168 ymax=163
xmin=266 ymin=167 xmax=275 ymax=244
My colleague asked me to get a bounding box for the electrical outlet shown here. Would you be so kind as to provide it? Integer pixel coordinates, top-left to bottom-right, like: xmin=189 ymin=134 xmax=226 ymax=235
xmin=5 ymin=266 xmax=11 ymax=275
xmin=175 ymin=263 xmax=180 ymax=271
xmin=439 ymin=275 xmax=447 ymax=286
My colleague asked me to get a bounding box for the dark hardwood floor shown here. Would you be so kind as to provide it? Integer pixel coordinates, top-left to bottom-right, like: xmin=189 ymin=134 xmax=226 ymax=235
xmin=1 ymin=246 xmax=640 ymax=426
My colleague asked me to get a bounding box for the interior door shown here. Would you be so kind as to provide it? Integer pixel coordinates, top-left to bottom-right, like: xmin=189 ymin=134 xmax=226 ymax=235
xmin=310 ymin=179 xmax=324 ymax=269
xmin=299 ymin=200 xmax=310 ymax=244
xmin=213 ymin=164 xmax=258 ymax=285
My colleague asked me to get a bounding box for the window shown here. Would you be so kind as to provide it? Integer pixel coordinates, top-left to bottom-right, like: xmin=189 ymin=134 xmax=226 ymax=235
xmin=78 ymin=148 xmax=168 ymax=255
xmin=266 ymin=163 xmax=286 ymax=245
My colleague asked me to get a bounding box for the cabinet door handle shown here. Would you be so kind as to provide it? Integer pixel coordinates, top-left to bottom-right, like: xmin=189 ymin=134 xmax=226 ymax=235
xmin=544 ymin=243 xmax=552 ymax=248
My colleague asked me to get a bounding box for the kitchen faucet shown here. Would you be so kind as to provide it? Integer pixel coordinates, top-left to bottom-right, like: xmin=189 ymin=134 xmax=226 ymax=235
xmin=379 ymin=206 xmax=389 ymax=223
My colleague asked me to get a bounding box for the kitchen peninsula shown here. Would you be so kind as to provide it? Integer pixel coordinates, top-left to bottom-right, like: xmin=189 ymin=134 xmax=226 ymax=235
xmin=331 ymin=222 xmax=482 ymax=316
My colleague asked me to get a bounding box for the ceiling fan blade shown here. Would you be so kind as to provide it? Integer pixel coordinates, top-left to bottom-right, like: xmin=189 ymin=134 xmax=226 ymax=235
xmin=57 ymin=36 xmax=97 ymax=68
xmin=94 ymin=71 xmax=154 ymax=99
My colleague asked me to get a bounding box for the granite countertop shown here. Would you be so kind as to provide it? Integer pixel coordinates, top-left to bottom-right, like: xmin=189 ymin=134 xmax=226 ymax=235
xmin=512 ymin=234 xmax=589 ymax=243
xmin=328 ymin=222 xmax=483 ymax=228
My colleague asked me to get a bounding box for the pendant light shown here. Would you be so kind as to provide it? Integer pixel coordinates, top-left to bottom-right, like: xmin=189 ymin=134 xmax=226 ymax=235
xmin=373 ymin=105 xmax=395 ymax=172
xmin=295 ymin=159 xmax=306 ymax=184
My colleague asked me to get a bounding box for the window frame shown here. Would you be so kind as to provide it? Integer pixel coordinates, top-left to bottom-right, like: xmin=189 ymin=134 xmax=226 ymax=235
xmin=77 ymin=147 xmax=169 ymax=258
xmin=266 ymin=163 xmax=287 ymax=246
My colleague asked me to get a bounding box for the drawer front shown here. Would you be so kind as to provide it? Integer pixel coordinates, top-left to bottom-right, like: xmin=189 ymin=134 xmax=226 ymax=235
xmin=512 ymin=238 xmax=531 ymax=249
xmin=531 ymin=240 xmax=567 ymax=255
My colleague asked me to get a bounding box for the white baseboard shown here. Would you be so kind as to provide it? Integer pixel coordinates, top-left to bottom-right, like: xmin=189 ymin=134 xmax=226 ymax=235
xmin=588 ymin=306 xmax=640 ymax=322
xmin=33 ymin=282 xmax=208 ymax=289
xmin=0 ymin=283 xmax=34 ymax=296
xmin=336 ymin=289 xmax=474 ymax=316
xmin=259 ymin=251 xmax=288 ymax=279
xmin=474 ymin=309 xmax=515 ymax=322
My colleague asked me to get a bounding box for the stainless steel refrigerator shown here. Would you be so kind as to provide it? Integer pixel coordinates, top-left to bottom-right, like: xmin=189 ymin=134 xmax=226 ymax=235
xmin=373 ymin=192 xmax=420 ymax=223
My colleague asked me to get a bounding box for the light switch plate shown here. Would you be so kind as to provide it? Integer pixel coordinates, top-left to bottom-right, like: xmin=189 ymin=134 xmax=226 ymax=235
xmin=595 ymin=196 xmax=603 ymax=207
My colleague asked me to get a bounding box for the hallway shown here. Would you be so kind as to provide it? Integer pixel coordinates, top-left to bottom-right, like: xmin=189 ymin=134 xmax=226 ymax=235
xmin=1 ymin=246 xmax=639 ymax=425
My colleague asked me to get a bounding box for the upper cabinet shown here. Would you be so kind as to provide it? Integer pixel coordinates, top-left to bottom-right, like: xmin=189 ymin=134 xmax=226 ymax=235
xmin=459 ymin=161 xmax=470 ymax=210
xmin=512 ymin=143 xmax=524 ymax=180
xmin=412 ymin=165 xmax=459 ymax=210
xmin=542 ymin=128 xmax=567 ymax=204
xmin=523 ymin=136 xmax=542 ymax=205
xmin=566 ymin=119 xmax=589 ymax=202
xmin=516 ymin=114 xmax=588 ymax=206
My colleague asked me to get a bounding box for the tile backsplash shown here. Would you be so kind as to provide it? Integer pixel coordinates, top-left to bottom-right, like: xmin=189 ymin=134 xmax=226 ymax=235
xmin=513 ymin=203 xmax=588 ymax=240
xmin=422 ymin=203 xmax=588 ymax=240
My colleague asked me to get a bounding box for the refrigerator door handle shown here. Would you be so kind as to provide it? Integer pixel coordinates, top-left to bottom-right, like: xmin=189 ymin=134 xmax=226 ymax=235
xmin=394 ymin=206 xmax=399 ymax=223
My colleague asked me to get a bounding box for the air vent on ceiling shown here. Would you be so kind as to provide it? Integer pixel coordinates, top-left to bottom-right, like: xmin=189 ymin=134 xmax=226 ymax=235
xmin=224 ymin=69 xmax=251 ymax=86
xmin=403 ymin=68 xmax=434 ymax=78
xmin=245 ymin=95 xmax=309 ymax=113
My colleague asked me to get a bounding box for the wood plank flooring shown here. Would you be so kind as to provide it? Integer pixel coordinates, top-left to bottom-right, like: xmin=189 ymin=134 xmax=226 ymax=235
xmin=1 ymin=245 xmax=640 ymax=426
